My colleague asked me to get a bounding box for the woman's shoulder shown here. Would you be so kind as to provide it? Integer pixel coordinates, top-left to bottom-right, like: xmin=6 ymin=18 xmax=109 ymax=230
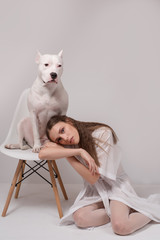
xmin=91 ymin=126 xmax=112 ymax=140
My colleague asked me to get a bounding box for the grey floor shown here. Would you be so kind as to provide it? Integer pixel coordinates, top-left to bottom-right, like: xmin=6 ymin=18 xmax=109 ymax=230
xmin=0 ymin=183 xmax=160 ymax=240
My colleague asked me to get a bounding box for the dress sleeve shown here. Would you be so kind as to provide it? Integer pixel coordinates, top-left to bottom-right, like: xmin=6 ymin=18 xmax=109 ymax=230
xmin=93 ymin=127 xmax=121 ymax=181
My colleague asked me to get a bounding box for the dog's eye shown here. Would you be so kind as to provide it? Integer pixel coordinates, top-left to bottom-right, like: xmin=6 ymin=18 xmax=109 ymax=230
xmin=58 ymin=64 xmax=62 ymax=67
xmin=44 ymin=63 xmax=49 ymax=67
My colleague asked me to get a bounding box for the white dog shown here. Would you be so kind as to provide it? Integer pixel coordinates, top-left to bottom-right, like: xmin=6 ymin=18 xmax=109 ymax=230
xmin=5 ymin=50 xmax=68 ymax=152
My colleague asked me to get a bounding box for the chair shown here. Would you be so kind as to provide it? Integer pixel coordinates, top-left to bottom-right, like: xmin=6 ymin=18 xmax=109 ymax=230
xmin=0 ymin=88 xmax=68 ymax=218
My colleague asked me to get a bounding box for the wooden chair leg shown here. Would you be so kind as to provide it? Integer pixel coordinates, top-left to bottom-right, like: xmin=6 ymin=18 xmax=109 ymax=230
xmin=52 ymin=160 xmax=68 ymax=200
xmin=2 ymin=159 xmax=23 ymax=217
xmin=47 ymin=160 xmax=63 ymax=218
xmin=15 ymin=160 xmax=26 ymax=199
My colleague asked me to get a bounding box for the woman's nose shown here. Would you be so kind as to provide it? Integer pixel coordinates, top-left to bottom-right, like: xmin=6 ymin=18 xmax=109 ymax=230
xmin=62 ymin=134 xmax=68 ymax=142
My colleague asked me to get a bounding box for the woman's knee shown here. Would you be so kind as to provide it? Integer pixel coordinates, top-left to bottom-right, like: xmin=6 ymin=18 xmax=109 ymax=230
xmin=111 ymin=219 xmax=132 ymax=236
xmin=73 ymin=209 xmax=88 ymax=228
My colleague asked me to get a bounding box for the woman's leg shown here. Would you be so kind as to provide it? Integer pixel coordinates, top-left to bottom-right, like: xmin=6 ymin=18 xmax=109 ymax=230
xmin=110 ymin=200 xmax=152 ymax=235
xmin=73 ymin=202 xmax=110 ymax=228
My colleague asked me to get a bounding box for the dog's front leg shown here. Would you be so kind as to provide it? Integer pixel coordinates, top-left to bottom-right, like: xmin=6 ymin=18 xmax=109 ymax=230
xmin=30 ymin=111 xmax=41 ymax=153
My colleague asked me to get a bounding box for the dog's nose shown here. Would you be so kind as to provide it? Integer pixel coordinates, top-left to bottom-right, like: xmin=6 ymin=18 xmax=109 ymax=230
xmin=50 ymin=72 xmax=57 ymax=80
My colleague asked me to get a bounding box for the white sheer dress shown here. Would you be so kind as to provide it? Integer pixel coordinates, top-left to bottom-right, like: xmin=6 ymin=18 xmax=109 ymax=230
xmin=60 ymin=127 xmax=160 ymax=225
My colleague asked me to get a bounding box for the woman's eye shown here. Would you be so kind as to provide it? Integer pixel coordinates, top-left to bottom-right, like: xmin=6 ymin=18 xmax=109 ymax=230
xmin=44 ymin=63 xmax=49 ymax=67
xmin=58 ymin=64 xmax=62 ymax=67
xmin=61 ymin=127 xmax=64 ymax=133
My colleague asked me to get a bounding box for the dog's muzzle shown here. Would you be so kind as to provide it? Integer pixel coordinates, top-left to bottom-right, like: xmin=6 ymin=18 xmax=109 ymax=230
xmin=50 ymin=72 xmax=57 ymax=80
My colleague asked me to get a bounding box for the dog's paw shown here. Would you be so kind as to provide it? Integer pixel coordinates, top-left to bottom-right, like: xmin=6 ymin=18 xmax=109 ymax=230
xmin=32 ymin=144 xmax=41 ymax=153
xmin=5 ymin=144 xmax=20 ymax=149
xmin=5 ymin=144 xmax=12 ymax=149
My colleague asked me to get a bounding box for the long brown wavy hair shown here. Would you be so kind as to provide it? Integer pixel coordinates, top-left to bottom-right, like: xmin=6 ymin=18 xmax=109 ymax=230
xmin=46 ymin=115 xmax=118 ymax=167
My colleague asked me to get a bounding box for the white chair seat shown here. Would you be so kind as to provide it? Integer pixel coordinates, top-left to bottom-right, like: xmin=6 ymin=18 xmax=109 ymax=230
xmin=0 ymin=145 xmax=39 ymax=161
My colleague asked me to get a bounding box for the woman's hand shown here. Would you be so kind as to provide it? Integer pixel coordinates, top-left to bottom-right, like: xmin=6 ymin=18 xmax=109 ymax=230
xmin=80 ymin=149 xmax=99 ymax=175
xmin=41 ymin=141 xmax=63 ymax=149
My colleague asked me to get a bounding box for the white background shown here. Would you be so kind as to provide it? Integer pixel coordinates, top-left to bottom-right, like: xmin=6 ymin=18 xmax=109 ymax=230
xmin=0 ymin=0 xmax=160 ymax=184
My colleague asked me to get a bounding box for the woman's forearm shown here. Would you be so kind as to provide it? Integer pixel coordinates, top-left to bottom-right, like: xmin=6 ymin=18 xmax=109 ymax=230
xmin=39 ymin=144 xmax=100 ymax=184
xmin=39 ymin=146 xmax=82 ymax=160
xmin=66 ymin=156 xmax=100 ymax=185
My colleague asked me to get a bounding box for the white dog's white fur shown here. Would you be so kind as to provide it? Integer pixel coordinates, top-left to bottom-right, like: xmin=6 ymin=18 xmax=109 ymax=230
xmin=5 ymin=50 xmax=68 ymax=152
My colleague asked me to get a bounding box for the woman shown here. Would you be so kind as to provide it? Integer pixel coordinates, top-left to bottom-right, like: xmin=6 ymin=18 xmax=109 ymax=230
xmin=39 ymin=115 xmax=160 ymax=235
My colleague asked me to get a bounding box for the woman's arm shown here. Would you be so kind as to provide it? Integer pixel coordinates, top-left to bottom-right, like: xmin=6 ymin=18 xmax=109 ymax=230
xmin=39 ymin=143 xmax=81 ymax=160
xmin=66 ymin=156 xmax=100 ymax=185
xmin=39 ymin=142 xmax=99 ymax=175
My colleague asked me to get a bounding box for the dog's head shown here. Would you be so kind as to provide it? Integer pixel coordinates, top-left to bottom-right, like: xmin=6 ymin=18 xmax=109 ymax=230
xmin=36 ymin=50 xmax=63 ymax=84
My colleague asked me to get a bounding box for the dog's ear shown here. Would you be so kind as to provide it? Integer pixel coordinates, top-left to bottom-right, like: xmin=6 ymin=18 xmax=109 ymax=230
xmin=35 ymin=51 xmax=42 ymax=64
xmin=58 ymin=50 xmax=63 ymax=58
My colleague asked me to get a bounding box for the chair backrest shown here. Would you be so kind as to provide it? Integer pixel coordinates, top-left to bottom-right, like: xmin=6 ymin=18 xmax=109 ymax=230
xmin=0 ymin=88 xmax=40 ymax=161
xmin=3 ymin=88 xmax=30 ymax=145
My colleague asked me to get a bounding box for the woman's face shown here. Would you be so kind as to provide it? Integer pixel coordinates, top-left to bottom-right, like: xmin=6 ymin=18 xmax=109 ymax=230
xmin=48 ymin=121 xmax=80 ymax=145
